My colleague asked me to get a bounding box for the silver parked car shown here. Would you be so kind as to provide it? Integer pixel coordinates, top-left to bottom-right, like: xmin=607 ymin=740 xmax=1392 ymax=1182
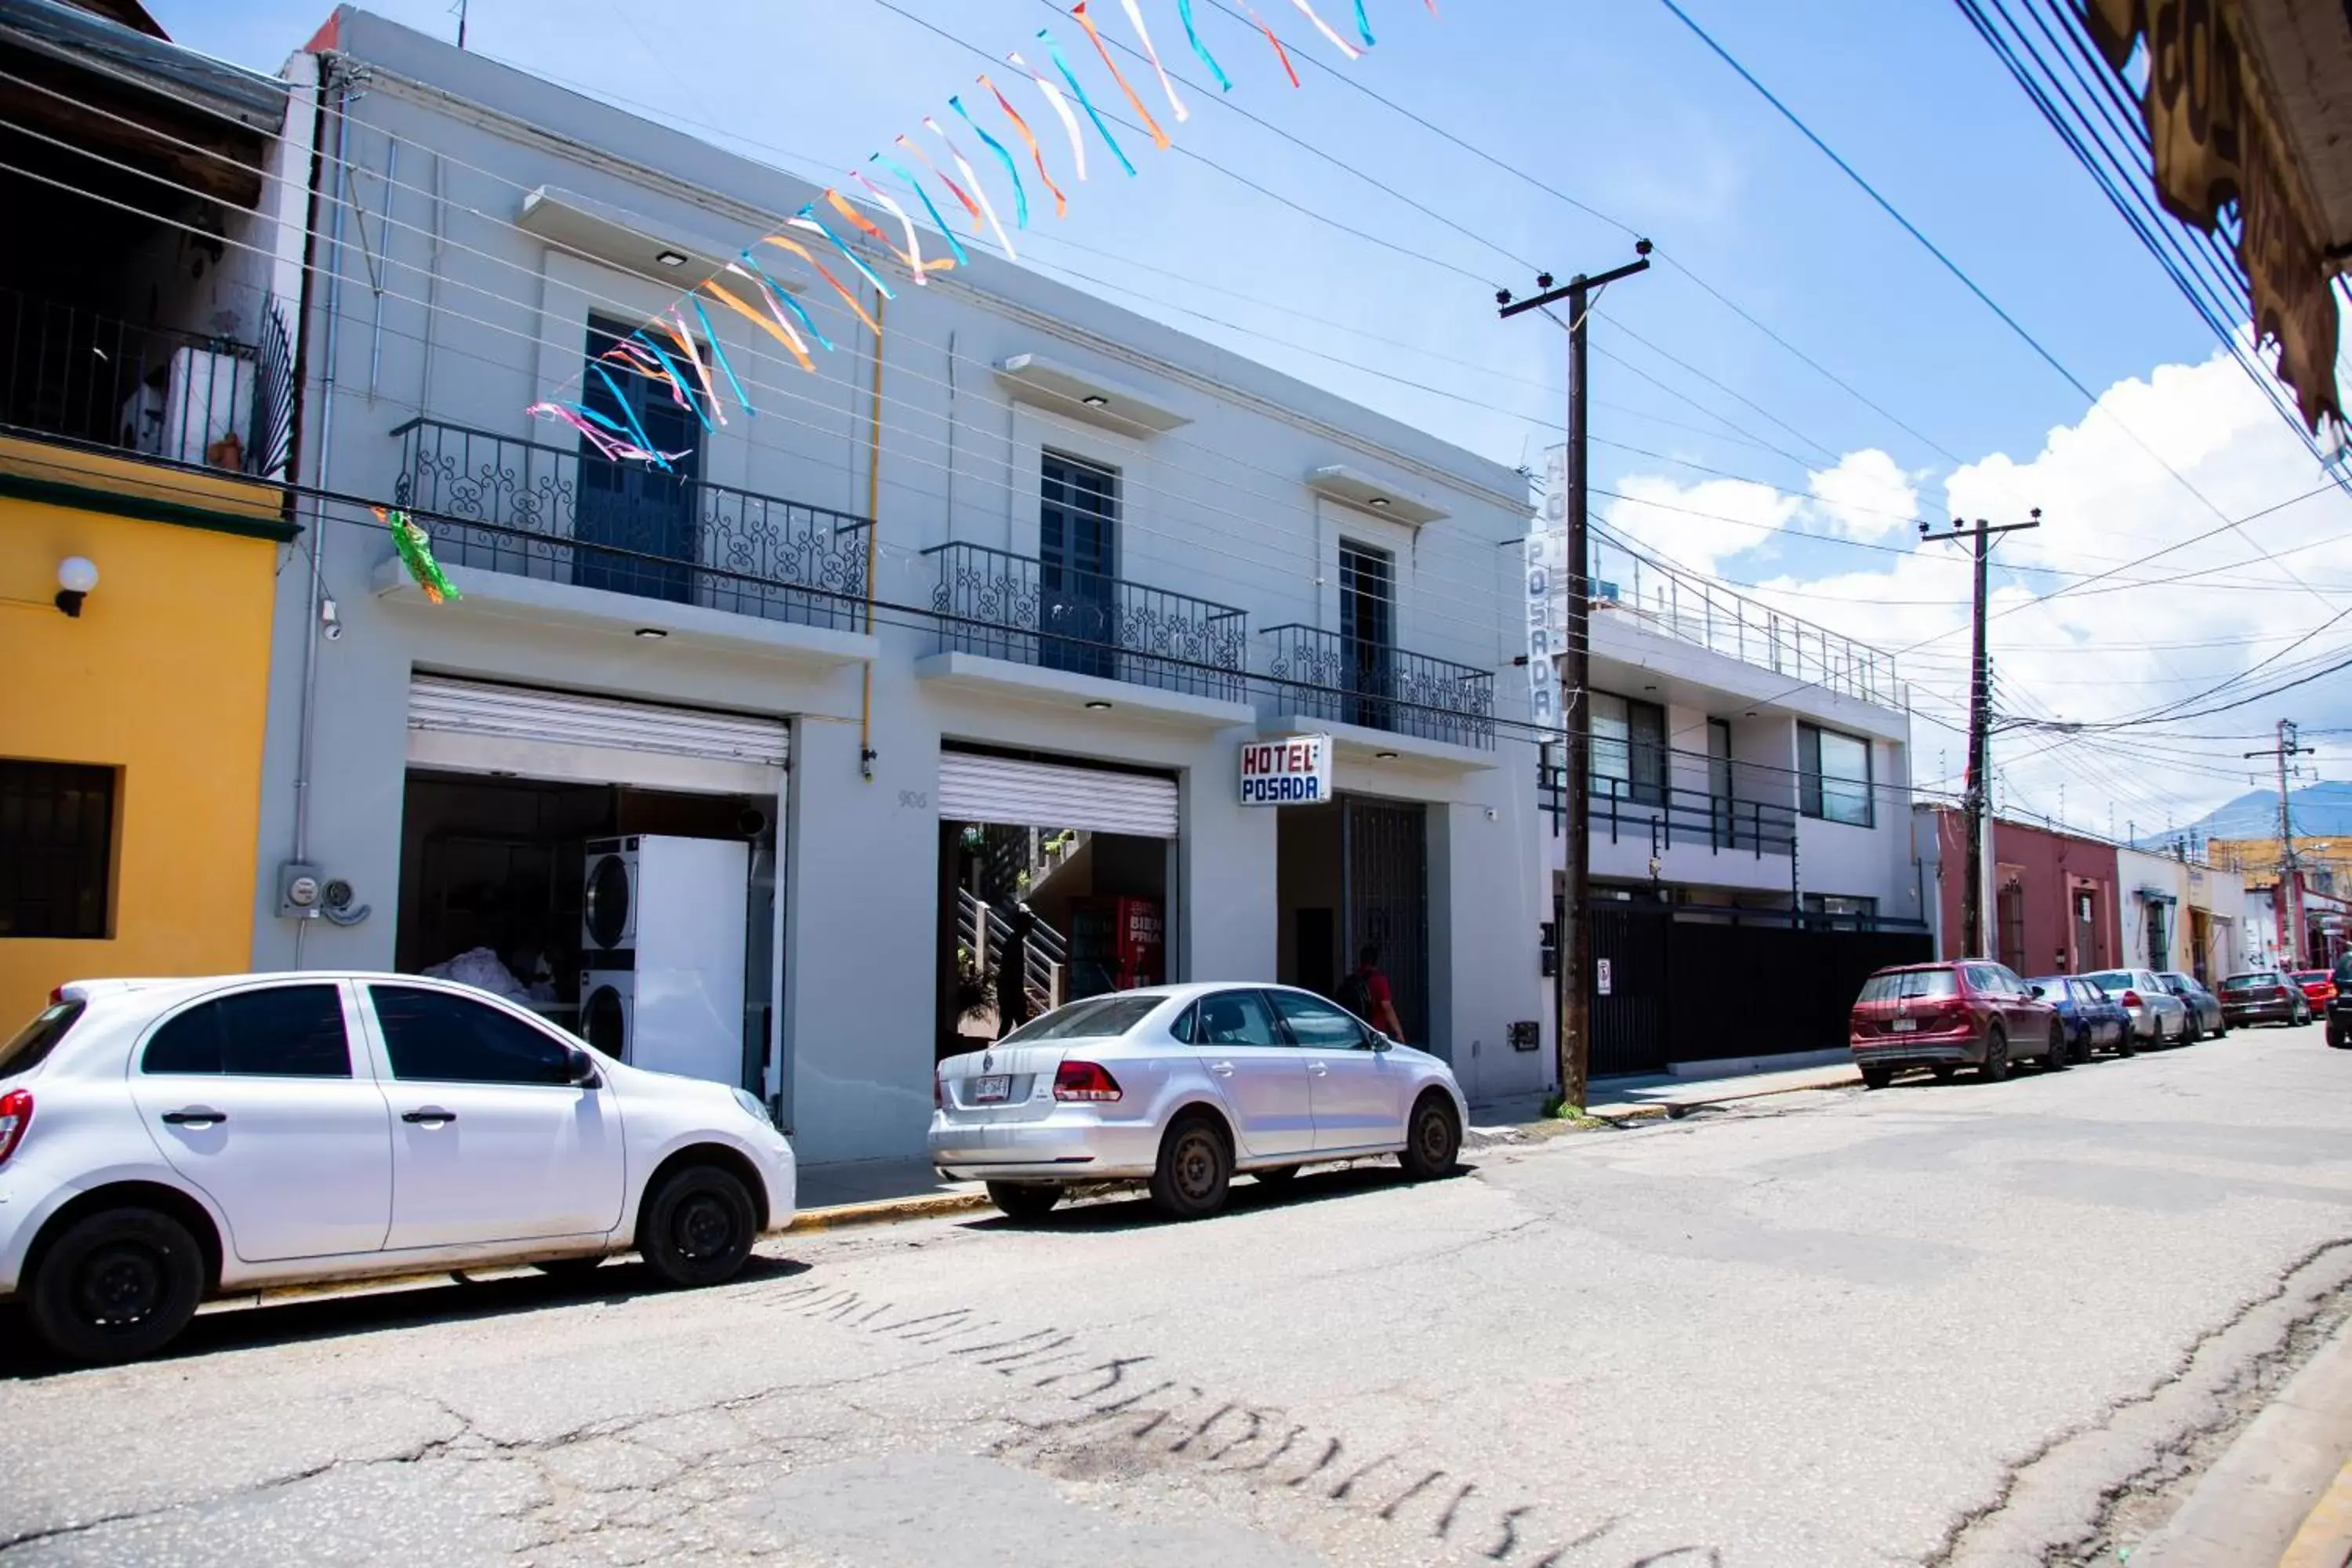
xmin=930 ymin=983 xmax=1468 ymax=1221
xmin=2082 ymin=969 xmax=2192 ymax=1045
xmin=2154 ymin=971 xmax=2225 ymax=1040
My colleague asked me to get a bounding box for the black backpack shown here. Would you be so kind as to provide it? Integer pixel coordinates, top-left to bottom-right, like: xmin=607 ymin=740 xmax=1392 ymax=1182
xmin=1333 ymin=969 xmax=1372 ymax=1020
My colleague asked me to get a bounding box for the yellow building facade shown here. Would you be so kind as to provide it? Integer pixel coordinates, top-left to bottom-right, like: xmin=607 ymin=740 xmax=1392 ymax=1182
xmin=0 ymin=437 xmax=292 ymax=1028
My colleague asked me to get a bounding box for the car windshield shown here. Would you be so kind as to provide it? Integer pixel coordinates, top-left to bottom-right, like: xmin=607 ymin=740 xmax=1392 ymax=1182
xmin=2293 ymin=972 xmax=2328 ymax=984
xmin=1857 ymin=970 xmax=1958 ymax=1002
xmin=2026 ymin=977 xmax=2072 ymax=997
xmin=0 ymin=1000 xmax=85 ymax=1080
xmin=2082 ymin=971 xmax=2133 ymax=995
xmin=2220 ymin=975 xmax=2276 ymax=992
xmin=998 ymin=994 xmax=1166 ymax=1044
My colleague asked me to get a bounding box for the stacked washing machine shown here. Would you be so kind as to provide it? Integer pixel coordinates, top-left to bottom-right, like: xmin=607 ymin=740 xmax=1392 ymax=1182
xmin=579 ymin=834 xmax=750 ymax=1087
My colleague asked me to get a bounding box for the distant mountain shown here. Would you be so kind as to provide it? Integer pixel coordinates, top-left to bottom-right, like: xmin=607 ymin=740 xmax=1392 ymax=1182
xmin=2161 ymin=781 xmax=2352 ymax=844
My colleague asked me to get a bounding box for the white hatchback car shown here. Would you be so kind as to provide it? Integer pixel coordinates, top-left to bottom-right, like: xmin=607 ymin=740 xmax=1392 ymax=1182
xmin=929 ymin=982 xmax=1468 ymax=1221
xmin=0 ymin=972 xmax=796 ymax=1363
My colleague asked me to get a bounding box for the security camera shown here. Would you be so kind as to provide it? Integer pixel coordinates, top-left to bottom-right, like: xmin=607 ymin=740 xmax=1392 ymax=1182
xmin=320 ymin=597 xmax=343 ymax=641
xmin=323 ymin=620 xmax=344 ymax=641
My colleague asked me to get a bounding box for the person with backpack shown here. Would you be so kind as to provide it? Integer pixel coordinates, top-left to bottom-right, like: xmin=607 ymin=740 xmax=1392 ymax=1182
xmin=1334 ymin=942 xmax=1406 ymax=1044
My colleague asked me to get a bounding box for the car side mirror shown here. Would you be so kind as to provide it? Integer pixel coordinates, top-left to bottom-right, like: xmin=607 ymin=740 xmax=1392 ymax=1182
xmin=565 ymin=1045 xmax=603 ymax=1088
xmin=2030 ymin=985 xmax=2045 ymax=999
xmin=1367 ymin=1031 xmax=1393 ymax=1052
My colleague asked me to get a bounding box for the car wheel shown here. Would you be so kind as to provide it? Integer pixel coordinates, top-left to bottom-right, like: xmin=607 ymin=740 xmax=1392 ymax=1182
xmin=1150 ymin=1114 xmax=1232 ymax=1220
xmin=2071 ymin=1028 xmax=2092 ymax=1065
xmin=2328 ymin=1026 xmax=2347 ymax=1049
xmin=1980 ymin=1025 xmax=2010 ymax=1083
xmin=2181 ymin=1011 xmax=2201 ymax=1044
xmin=2043 ymin=1021 xmax=2069 ymax=1070
xmin=985 ymin=1181 xmax=1062 ymax=1221
xmin=27 ymin=1207 xmax=205 ymax=1365
xmin=636 ymin=1164 xmax=757 ymax=1288
xmin=1859 ymin=1065 xmax=1893 ymax=1089
xmin=1400 ymin=1093 xmax=1462 ymax=1181
xmin=2114 ymin=1028 xmax=2136 ymax=1058
xmin=1930 ymin=1065 xmax=1958 ymax=1082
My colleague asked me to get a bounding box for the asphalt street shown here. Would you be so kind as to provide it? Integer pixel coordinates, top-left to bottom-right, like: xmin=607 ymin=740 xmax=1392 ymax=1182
xmin=3 ymin=1022 xmax=2349 ymax=1567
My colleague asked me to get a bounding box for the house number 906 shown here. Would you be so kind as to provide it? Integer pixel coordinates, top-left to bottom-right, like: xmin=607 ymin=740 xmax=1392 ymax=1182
xmin=898 ymin=789 xmax=928 ymax=808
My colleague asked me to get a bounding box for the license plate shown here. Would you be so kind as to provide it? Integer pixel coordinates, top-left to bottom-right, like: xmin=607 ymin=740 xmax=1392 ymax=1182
xmin=970 ymin=1074 xmax=1012 ymax=1105
xmin=1891 ymin=1018 xmax=1918 ymax=1033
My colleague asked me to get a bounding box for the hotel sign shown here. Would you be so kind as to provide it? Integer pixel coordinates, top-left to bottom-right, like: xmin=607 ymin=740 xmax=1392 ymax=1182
xmin=1240 ymin=735 xmax=1332 ymax=805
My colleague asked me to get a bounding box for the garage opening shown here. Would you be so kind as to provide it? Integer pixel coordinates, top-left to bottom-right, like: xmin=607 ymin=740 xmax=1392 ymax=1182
xmin=933 ymin=749 xmax=1176 ymax=1060
xmin=397 ymin=677 xmax=786 ymax=1102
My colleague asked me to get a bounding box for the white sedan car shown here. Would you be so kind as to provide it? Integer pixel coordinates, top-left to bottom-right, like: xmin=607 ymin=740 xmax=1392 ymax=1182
xmin=930 ymin=982 xmax=1468 ymax=1221
xmin=0 ymin=972 xmax=796 ymax=1363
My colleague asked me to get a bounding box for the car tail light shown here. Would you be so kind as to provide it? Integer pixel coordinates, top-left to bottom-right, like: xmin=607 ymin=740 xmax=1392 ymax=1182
xmin=1053 ymin=1061 xmax=1123 ymax=1102
xmin=2122 ymin=990 xmax=2142 ymax=1007
xmin=0 ymin=1087 xmax=30 ymax=1166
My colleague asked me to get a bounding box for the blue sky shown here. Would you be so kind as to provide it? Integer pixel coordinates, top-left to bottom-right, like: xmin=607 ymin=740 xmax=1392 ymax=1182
xmin=154 ymin=0 xmax=2352 ymax=824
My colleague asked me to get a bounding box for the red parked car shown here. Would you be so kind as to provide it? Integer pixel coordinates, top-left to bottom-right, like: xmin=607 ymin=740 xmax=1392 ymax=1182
xmin=1849 ymin=960 xmax=2065 ymax=1088
xmin=2292 ymin=970 xmax=2339 ymax=1008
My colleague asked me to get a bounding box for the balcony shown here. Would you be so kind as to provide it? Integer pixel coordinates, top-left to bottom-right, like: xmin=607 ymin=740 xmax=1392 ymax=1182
xmin=1589 ymin=530 xmax=1901 ymax=709
xmin=924 ymin=540 xmax=1248 ymax=702
xmin=392 ymin=418 xmax=870 ymax=632
xmin=1261 ymin=624 xmax=1495 ymax=750
xmin=0 ymin=289 xmax=293 ymax=478
xmin=1539 ymin=757 xmax=1797 ymax=858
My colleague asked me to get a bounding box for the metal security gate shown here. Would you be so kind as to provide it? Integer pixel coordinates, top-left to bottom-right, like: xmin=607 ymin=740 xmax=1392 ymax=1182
xmin=1588 ymin=903 xmax=1671 ymax=1077
xmin=935 ymin=750 xmax=1178 ymax=837
xmin=1587 ymin=903 xmax=1932 ymax=1078
xmin=1344 ymin=797 xmax=1427 ymax=1046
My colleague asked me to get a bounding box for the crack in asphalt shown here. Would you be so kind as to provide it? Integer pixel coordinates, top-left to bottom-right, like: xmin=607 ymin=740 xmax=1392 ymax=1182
xmin=1924 ymin=1233 xmax=2352 ymax=1566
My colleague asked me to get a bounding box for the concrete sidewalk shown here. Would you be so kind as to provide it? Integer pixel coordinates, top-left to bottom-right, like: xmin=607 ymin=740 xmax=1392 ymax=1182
xmin=1468 ymin=1058 xmax=1861 ymax=1142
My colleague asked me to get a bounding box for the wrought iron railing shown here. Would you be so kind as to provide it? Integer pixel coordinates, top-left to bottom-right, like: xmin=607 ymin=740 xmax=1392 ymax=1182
xmin=1539 ymin=756 xmax=1798 ymax=857
xmin=1588 ymin=529 xmax=1903 ymax=710
xmin=393 ymin=418 xmax=870 ymax=631
xmin=1261 ymin=623 xmax=1495 ymax=749
xmin=924 ymin=540 xmax=1248 ymax=701
xmin=0 ymin=288 xmax=285 ymax=477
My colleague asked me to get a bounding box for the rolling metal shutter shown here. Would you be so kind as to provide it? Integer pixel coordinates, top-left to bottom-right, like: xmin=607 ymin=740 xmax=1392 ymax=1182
xmin=407 ymin=675 xmax=788 ymax=793
xmin=937 ymin=751 xmax=1178 ymax=837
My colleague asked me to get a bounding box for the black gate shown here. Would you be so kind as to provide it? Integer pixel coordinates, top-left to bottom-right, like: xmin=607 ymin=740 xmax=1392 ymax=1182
xmin=1345 ymin=797 xmax=1427 ymax=1046
xmin=1586 ymin=903 xmax=1931 ymax=1079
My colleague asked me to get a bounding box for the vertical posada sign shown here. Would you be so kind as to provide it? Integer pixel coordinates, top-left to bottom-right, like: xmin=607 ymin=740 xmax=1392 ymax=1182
xmin=1523 ymin=445 xmax=1569 ymax=726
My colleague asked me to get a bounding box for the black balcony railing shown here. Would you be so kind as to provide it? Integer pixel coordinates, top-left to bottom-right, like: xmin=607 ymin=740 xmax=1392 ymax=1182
xmin=924 ymin=540 xmax=1248 ymax=701
xmin=393 ymin=418 xmax=871 ymax=631
xmin=1261 ymin=623 xmax=1494 ymax=749
xmin=1539 ymin=758 xmax=1798 ymax=858
xmin=0 ymin=288 xmax=291 ymax=477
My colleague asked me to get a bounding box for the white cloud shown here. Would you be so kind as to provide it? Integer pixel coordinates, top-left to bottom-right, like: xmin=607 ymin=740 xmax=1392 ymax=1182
xmin=1808 ymin=448 xmax=1921 ymax=541
xmin=1604 ymin=348 xmax=2352 ymax=833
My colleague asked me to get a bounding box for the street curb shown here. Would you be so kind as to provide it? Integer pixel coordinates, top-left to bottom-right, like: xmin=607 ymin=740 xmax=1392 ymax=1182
xmin=2281 ymin=1458 xmax=2352 ymax=1568
xmin=2132 ymin=1309 xmax=2352 ymax=1568
xmin=785 ymin=1190 xmax=993 ymax=1233
xmin=1469 ymin=1069 xmax=1860 ymax=1146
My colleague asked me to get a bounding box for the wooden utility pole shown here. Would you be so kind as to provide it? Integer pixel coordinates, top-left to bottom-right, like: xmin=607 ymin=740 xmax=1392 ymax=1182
xmin=1922 ymin=510 xmax=2039 ymax=959
xmin=2245 ymin=720 xmax=2314 ymax=965
xmin=1500 ymin=242 xmax=1650 ymax=1109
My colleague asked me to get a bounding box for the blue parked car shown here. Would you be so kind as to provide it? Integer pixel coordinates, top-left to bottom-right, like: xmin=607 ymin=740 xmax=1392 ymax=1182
xmin=2030 ymin=975 xmax=2135 ymax=1061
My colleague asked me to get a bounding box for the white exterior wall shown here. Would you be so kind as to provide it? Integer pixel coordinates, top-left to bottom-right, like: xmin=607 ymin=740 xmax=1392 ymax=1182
xmin=2115 ymin=848 xmax=2190 ymax=971
xmin=248 ymin=11 xmax=1550 ymax=1164
xmin=1554 ymin=610 xmax=1916 ymax=920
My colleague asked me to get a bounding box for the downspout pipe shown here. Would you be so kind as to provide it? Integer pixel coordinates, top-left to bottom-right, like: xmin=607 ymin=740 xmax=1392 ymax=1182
xmin=291 ymin=58 xmax=352 ymax=964
xmin=858 ymin=289 xmax=884 ymax=781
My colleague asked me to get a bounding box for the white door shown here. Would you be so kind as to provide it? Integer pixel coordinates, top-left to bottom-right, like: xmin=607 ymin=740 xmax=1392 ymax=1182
xmin=1269 ymin=990 xmax=1405 ymax=1152
xmin=361 ymin=984 xmax=626 ymax=1250
xmin=1190 ymin=989 xmax=1314 ymax=1160
xmin=129 ymin=982 xmax=394 ymax=1262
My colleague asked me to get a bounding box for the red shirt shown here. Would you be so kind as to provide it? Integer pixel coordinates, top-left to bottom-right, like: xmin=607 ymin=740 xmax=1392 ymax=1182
xmin=1361 ymin=968 xmax=1393 ymax=1007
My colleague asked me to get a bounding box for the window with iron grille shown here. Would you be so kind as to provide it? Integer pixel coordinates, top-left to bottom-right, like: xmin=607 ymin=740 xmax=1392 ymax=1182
xmin=1 ymin=760 xmax=117 ymax=939
xmin=1338 ymin=540 xmax=1395 ymax=726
